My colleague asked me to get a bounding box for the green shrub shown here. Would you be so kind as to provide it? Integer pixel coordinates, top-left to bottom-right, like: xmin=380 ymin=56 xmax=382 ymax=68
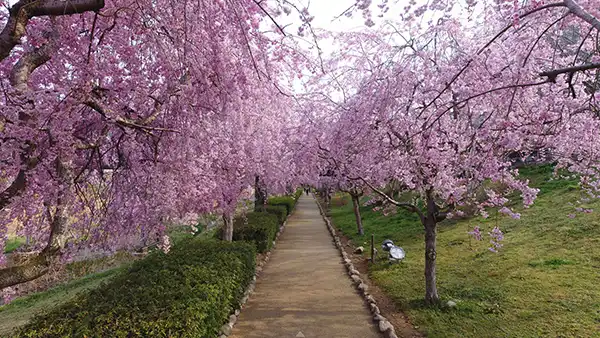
xmin=268 ymin=196 xmax=296 ymax=215
xmin=265 ymin=205 xmax=287 ymax=224
xmin=232 ymin=212 xmax=279 ymax=253
xmin=17 ymin=240 xmax=256 ymax=338
xmin=294 ymin=188 xmax=303 ymax=200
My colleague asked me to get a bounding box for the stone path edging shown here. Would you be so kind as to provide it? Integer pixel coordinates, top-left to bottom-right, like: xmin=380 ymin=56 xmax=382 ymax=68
xmin=314 ymin=196 xmax=399 ymax=338
xmin=217 ymin=200 xmax=297 ymax=338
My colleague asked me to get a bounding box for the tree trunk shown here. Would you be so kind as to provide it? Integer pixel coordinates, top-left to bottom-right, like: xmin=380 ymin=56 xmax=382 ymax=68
xmin=0 ymin=167 xmax=69 ymax=289
xmin=222 ymin=213 xmax=234 ymax=242
xmin=323 ymin=187 xmax=331 ymax=206
xmin=254 ymin=175 xmax=267 ymax=212
xmin=351 ymin=193 xmax=364 ymax=235
xmin=0 ymin=253 xmax=54 ymax=289
xmin=424 ymin=193 xmax=440 ymax=305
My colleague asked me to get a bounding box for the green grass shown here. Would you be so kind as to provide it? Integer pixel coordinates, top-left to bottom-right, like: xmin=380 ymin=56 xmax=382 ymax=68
xmin=328 ymin=164 xmax=600 ymax=337
xmin=4 ymin=237 xmax=25 ymax=253
xmin=0 ymin=267 xmax=124 ymax=336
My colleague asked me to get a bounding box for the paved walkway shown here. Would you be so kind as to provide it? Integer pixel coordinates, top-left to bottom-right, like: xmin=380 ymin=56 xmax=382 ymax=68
xmin=230 ymin=195 xmax=380 ymax=338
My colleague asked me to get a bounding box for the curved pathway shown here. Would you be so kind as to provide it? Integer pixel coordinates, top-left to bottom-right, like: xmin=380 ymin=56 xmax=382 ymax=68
xmin=230 ymin=194 xmax=380 ymax=338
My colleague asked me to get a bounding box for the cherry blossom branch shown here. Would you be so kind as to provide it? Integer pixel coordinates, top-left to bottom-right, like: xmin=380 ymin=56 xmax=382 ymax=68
xmin=83 ymin=100 xmax=180 ymax=133
xmin=522 ymin=13 xmax=569 ymax=67
xmin=332 ymin=4 xmax=355 ymax=21
xmin=252 ymin=0 xmax=286 ymax=36
xmin=0 ymin=22 xmax=59 ymax=211
xmin=418 ymin=2 xmax=567 ymax=118
xmin=230 ymin=0 xmax=261 ymax=79
xmin=564 ymin=0 xmax=600 ymax=31
xmin=572 ymin=26 xmax=595 ymax=66
xmin=421 ymin=80 xmax=551 ymax=132
xmin=0 ymin=0 xmax=105 ymax=61
xmin=359 ymin=177 xmax=426 ymax=222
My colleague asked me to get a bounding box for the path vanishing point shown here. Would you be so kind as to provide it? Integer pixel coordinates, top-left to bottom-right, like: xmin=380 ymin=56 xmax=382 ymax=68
xmin=230 ymin=194 xmax=380 ymax=338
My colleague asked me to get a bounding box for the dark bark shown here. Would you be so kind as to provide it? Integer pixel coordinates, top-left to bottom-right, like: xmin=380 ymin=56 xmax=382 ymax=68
xmin=0 ymin=22 xmax=56 ymax=211
xmin=0 ymin=254 xmax=51 ymax=289
xmin=254 ymin=175 xmax=267 ymax=212
xmin=540 ymin=62 xmax=600 ymax=83
xmin=351 ymin=193 xmax=364 ymax=235
xmin=0 ymin=160 xmax=70 ymax=289
xmin=0 ymin=169 xmax=27 ymax=211
xmin=423 ymin=192 xmax=440 ymax=305
xmin=0 ymin=195 xmax=68 ymax=289
xmin=361 ymin=177 xmax=450 ymax=305
xmin=322 ymin=186 xmax=331 ymax=206
xmin=222 ymin=213 xmax=234 ymax=242
xmin=0 ymin=0 xmax=105 ymax=62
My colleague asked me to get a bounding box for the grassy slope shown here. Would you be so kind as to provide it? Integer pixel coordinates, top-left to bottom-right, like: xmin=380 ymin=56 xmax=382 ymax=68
xmin=328 ymin=165 xmax=600 ymax=337
xmin=0 ymin=268 xmax=124 ymax=336
xmin=4 ymin=237 xmax=25 ymax=253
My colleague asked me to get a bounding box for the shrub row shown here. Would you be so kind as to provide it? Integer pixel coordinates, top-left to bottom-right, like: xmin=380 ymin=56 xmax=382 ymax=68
xmin=293 ymin=188 xmax=303 ymax=200
xmin=17 ymin=239 xmax=256 ymax=338
xmin=219 ymin=192 xmax=301 ymax=253
xmin=265 ymin=205 xmax=287 ymax=224
xmin=231 ymin=212 xmax=279 ymax=253
xmin=267 ymin=196 xmax=296 ymax=215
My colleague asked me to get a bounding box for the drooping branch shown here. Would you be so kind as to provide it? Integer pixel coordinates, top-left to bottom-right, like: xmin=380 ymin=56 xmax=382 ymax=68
xmin=359 ymin=177 xmax=425 ymax=223
xmin=564 ymin=0 xmax=600 ymax=31
xmin=251 ymin=0 xmax=286 ymax=36
xmin=0 ymin=0 xmax=105 ymax=62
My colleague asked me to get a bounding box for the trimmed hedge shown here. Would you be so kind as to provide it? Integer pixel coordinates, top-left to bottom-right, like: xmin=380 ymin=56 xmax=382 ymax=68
xmin=267 ymin=196 xmax=296 ymax=215
xmin=230 ymin=212 xmax=279 ymax=253
xmin=265 ymin=205 xmax=287 ymax=225
xmin=294 ymin=188 xmax=303 ymax=200
xmin=17 ymin=240 xmax=256 ymax=338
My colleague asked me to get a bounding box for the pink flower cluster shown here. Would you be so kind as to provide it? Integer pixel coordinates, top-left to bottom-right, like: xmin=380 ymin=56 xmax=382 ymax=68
xmin=488 ymin=227 xmax=504 ymax=253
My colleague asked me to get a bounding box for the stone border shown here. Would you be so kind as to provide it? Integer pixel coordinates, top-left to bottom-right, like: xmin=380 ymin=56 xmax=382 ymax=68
xmin=217 ymin=198 xmax=298 ymax=338
xmin=314 ymin=196 xmax=398 ymax=338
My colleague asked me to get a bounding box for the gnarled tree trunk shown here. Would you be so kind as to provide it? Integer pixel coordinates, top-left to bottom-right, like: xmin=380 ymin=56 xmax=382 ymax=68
xmin=0 ymin=167 xmax=69 ymax=289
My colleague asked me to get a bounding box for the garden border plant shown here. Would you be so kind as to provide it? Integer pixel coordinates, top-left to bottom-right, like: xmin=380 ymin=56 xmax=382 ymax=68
xmin=15 ymin=239 xmax=257 ymax=338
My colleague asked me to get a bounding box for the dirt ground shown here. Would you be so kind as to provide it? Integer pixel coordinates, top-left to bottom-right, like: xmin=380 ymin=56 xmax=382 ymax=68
xmin=337 ymin=232 xmax=423 ymax=338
